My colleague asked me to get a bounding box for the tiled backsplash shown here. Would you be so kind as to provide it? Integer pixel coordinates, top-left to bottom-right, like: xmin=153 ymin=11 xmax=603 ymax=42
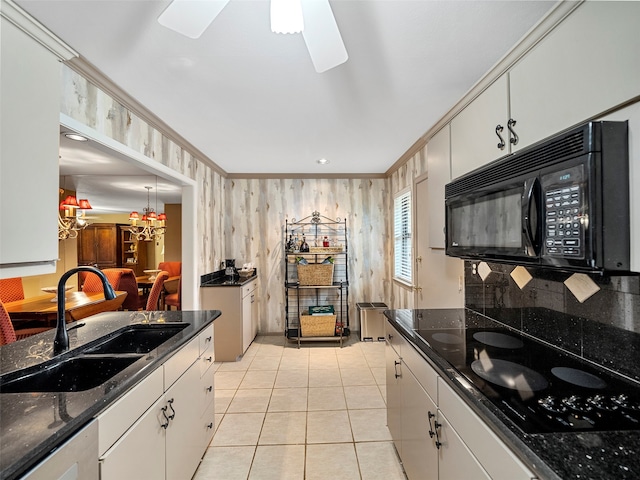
xmin=465 ymin=261 xmax=640 ymax=382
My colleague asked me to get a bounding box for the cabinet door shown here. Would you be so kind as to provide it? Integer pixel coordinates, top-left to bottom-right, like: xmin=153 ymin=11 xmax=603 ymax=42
xmin=426 ymin=125 xmax=450 ymax=249
xmin=242 ymin=291 xmax=253 ymax=353
xmin=77 ymin=227 xmax=98 ymax=266
xmin=437 ymin=413 xmax=491 ymax=480
xmin=510 ymin=1 xmax=640 ymax=152
xmin=95 ymin=225 xmax=118 ymax=267
xmin=0 ymin=17 xmax=59 ymax=277
xmin=251 ymin=290 xmax=259 ymax=342
xmin=165 ymin=362 xmax=203 ymax=480
xmin=385 ymin=342 xmax=403 ymax=456
xmin=99 ymin=396 xmax=166 ymax=480
xmin=401 ymin=368 xmax=438 ymax=480
xmin=450 ymin=75 xmax=509 ymax=179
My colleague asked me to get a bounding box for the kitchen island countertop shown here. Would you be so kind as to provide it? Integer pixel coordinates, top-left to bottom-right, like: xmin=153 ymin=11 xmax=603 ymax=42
xmin=0 ymin=309 xmax=221 ymax=480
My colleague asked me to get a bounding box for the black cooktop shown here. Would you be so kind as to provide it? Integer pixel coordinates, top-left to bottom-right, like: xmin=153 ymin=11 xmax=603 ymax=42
xmin=411 ymin=313 xmax=640 ymax=434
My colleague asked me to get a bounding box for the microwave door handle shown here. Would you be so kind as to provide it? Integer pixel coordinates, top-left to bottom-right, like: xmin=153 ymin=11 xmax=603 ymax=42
xmin=523 ymin=179 xmax=540 ymax=256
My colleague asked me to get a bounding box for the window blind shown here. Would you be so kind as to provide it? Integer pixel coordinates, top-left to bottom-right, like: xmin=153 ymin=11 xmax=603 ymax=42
xmin=394 ymin=188 xmax=412 ymax=283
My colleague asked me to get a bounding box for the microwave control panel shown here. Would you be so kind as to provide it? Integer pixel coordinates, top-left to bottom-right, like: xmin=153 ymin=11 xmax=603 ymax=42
xmin=541 ymin=165 xmax=585 ymax=259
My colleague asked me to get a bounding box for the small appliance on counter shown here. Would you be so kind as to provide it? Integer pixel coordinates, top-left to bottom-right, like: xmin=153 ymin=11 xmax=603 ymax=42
xmin=224 ymin=259 xmax=237 ymax=278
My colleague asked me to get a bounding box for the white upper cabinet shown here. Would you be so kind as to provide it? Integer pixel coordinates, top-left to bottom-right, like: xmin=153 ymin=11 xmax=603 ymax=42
xmin=450 ymin=75 xmax=509 ymax=180
xmin=450 ymin=1 xmax=640 ymax=181
xmin=0 ymin=0 xmax=76 ymax=278
xmin=509 ymin=1 xmax=640 ymax=153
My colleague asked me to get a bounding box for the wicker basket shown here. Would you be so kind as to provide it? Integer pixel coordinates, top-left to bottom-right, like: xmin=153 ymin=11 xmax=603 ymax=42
xmin=297 ymin=263 xmax=334 ymax=286
xmin=300 ymin=314 xmax=337 ymax=337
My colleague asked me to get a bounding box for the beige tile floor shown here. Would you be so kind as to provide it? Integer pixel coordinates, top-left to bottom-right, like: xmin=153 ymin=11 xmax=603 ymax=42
xmin=193 ymin=335 xmax=407 ymax=480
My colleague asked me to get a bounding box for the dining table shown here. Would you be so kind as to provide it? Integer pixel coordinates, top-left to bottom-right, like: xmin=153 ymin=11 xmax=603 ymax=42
xmin=4 ymin=291 xmax=128 ymax=328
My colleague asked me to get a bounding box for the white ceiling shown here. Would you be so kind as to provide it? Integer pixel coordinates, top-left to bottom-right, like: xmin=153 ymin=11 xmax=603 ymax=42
xmin=18 ymin=0 xmax=557 ymax=177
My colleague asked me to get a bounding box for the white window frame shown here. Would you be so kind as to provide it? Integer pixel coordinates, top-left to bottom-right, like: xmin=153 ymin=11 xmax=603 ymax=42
xmin=393 ymin=186 xmax=412 ymax=285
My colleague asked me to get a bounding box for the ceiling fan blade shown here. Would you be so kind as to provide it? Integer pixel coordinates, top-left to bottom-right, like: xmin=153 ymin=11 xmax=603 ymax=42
xmin=300 ymin=0 xmax=348 ymax=73
xmin=158 ymin=0 xmax=231 ymax=39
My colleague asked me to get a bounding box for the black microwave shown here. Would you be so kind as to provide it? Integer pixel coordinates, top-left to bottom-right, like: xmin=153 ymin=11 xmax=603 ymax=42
xmin=445 ymin=121 xmax=630 ymax=272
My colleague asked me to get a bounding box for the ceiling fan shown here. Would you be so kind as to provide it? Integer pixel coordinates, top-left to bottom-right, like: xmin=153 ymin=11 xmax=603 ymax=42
xmin=157 ymin=0 xmax=348 ymax=73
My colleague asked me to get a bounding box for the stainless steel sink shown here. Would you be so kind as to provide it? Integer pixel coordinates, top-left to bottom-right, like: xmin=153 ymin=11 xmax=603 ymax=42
xmin=81 ymin=323 xmax=188 ymax=355
xmin=0 ymin=356 xmax=141 ymax=393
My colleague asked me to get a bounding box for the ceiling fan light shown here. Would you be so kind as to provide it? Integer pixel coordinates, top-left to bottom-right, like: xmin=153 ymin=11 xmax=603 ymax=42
xmin=271 ymin=0 xmax=304 ymax=34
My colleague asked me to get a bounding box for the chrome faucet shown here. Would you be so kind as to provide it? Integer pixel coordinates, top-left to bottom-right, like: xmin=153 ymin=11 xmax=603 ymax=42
xmin=54 ymin=266 xmax=116 ymax=355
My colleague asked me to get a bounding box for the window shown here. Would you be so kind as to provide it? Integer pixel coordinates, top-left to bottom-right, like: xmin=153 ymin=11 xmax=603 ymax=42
xmin=394 ymin=187 xmax=412 ymax=283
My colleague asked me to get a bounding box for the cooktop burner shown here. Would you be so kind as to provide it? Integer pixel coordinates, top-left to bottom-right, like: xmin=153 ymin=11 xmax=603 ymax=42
xmin=431 ymin=332 xmax=464 ymax=345
xmin=472 ymin=331 xmax=524 ymax=349
xmin=471 ymin=359 xmax=549 ymax=392
xmin=414 ymin=321 xmax=640 ymax=434
xmin=551 ymin=367 xmax=607 ymax=389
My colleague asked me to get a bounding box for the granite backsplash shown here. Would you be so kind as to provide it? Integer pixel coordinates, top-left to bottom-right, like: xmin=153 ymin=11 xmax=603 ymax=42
xmin=464 ymin=261 xmax=640 ymax=383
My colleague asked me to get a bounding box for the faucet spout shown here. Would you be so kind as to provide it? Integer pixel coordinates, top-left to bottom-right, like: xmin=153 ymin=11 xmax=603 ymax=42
xmin=54 ymin=266 xmax=117 ymax=355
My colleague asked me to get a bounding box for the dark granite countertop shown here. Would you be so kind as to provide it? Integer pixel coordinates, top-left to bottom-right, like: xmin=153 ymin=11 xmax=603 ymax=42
xmin=0 ymin=309 xmax=221 ymax=480
xmin=200 ymin=269 xmax=257 ymax=287
xmin=384 ymin=308 xmax=640 ymax=480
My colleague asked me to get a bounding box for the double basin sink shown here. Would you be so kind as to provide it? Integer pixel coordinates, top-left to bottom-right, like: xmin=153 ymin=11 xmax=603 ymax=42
xmin=0 ymin=323 xmax=189 ymax=394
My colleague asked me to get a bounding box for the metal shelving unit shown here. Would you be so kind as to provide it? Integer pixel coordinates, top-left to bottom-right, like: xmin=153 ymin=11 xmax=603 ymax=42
xmin=284 ymin=212 xmax=349 ymax=347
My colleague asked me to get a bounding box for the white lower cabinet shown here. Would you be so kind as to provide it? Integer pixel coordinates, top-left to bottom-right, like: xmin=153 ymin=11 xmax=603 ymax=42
xmin=385 ymin=320 xmax=535 ymax=480
xmin=437 ymin=413 xmax=490 ymax=480
xmin=98 ymin=325 xmax=214 ymax=480
xmin=201 ymin=278 xmax=259 ymax=361
xmin=401 ymin=364 xmax=438 ymax=480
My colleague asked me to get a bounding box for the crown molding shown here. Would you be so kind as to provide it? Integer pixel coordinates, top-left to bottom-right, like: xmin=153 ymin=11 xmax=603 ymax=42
xmin=1 ymin=0 xmax=77 ymax=60
xmin=226 ymin=172 xmax=387 ymax=180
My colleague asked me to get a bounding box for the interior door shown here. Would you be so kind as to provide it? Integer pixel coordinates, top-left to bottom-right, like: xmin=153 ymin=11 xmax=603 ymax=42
xmin=414 ymin=177 xmax=465 ymax=309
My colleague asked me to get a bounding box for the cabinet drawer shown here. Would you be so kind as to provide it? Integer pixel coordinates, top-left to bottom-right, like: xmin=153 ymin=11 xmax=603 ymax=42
xmin=242 ymin=279 xmax=258 ymax=298
xmin=97 ymin=367 xmax=163 ymax=456
xmin=164 ymin=335 xmax=199 ymax=389
xmin=199 ymin=325 xmax=214 ymax=357
xmin=199 ymin=395 xmax=216 ymax=450
xmin=385 ymin=320 xmax=404 ymax=355
xmin=438 ymin=379 xmax=536 ymax=480
xmin=200 ymin=366 xmax=215 ymax=414
xmin=199 ymin=350 xmax=215 ymax=378
xmin=402 ymin=339 xmax=438 ymax=401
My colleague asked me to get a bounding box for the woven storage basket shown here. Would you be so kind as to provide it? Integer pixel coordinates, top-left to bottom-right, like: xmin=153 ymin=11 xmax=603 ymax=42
xmin=297 ymin=263 xmax=334 ymax=286
xmin=300 ymin=314 xmax=337 ymax=337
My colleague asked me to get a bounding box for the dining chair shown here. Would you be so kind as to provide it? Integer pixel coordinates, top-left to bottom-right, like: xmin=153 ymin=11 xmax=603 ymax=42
xmin=164 ymin=276 xmax=181 ymax=311
xmin=81 ymin=268 xmax=141 ymax=311
xmin=0 ymin=277 xmax=25 ymax=303
xmin=158 ymin=261 xmax=181 ymax=296
xmin=0 ymin=299 xmax=50 ymax=345
xmin=145 ymin=271 xmax=169 ymax=310
xmin=158 ymin=261 xmax=181 ymax=278
xmin=0 ymin=300 xmax=17 ymax=345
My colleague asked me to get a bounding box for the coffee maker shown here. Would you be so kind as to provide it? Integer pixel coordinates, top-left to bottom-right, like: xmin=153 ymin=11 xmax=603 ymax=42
xmin=225 ymin=259 xmax=237 ymax=278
